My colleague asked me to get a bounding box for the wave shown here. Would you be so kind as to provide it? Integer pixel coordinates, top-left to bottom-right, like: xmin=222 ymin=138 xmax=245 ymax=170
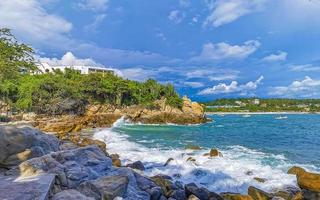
xmin=93 ymin=118 xmax=311 ymax=194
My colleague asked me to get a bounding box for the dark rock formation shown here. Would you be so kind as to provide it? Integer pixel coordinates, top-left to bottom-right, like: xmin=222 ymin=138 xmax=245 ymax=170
xmin=126 ymin=161 xmax=145 ymax=171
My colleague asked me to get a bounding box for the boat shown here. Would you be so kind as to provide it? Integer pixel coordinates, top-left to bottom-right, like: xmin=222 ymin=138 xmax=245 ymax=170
xmin=275 ymin=116 xmax=288 ymax=120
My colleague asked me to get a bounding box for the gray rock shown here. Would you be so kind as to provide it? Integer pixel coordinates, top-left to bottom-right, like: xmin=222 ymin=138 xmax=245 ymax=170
xmin=170 ymin=189 xmax=186 ymax=200
xmin=134 ymin=172 xmax=162 ymax=200
xmin=0 ymin=125 xmax=60 ymax=167
xmin=19 ymin=146 xmax=112 ymax=189
xmin=0 ymin=173 xmax=55 ymax=200
xmin=126 ymin=161 xmax=145 ymax=171
xmin=185 ymin=183 xmax=223 ymax=200
xmin=52 ymin=189 xmax=94 ymax=200
xmin=78 ymin=175 xmax=129 ymax=200
xmin=302 ymin=189 xmax=320 ymax=200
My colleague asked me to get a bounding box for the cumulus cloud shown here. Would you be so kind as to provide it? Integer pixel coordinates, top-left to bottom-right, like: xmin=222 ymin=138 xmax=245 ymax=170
xmin=204 ymin=0 xmax=266 ymax=27
xmin=186 ymin=69 xmax=239 ymax=81
xmin=78 ymin=0 xmax=109 ymax=12
xmin=262 ymin=51 xmax=287 ymax=62
xmin=269 ymin=76 xmax=320 ymax=98
xmin=289 ymin=64 xmax=320 ymax=72
xmin=0 ymin=0 xmax=72 ymax=45
xmin=199 ymin=76 xmax=264 ymax=95
xmin=168 ymin=10 xmax=185 ymax=24
xmin=191 ymin=40 xmax=260 ymax=62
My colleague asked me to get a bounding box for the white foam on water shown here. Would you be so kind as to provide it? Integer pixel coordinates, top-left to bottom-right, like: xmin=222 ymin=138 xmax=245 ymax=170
xmin=93 ymin=118 xmax=313 ymax=194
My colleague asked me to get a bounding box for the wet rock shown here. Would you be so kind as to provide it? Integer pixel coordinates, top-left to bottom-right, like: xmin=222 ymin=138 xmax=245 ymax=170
xmin=287 ymin=166 xmax=306 ymax=176
xmin=19 ymin=146 xmax=112 ymax=189
xmin=135 ymin=173 xmax=163 ymax=200
xmin=248 ymin=186 xmax=273 ymax=200
xmin=220 ymin=192 xmax=253 ymax=200
xmin=111 ymin=154 xmax=122 ymax=167
xmin=164 ymin=158 xmax=174 ymax=166
xmin=301 ymin=189 xmax=320 ymax=200
xmin=170 ymin=189 xmax=186 ymax=200
xmin=209 ymin=148 xmax=223 ymax=157
xmin=126 ymin=161 xmax=145 ymax=171
xmin=151 ymin=175 xmax=175 ymax=197
xmin=78 ymin=175 xmax=129 ymax=199
xmin=296 ymin=170 xmax=320 ymax=192
xmin=52 ymin=189 xmax=94 ymax=200
xmin=291 ymin=192 xmax=303 ymax=200
xmin=246 ymin=171 xmax=254 ymax=176
xmin=187 ymin=157 xmax=196 ymax=162
xmin=273 ymin=186 xmax=300 ymax=200
xmin=254 ymin=177 xmax=267 ymax=183
xmin=0 ymin=125 xmax=59 ymax=168
xmin=185 ymin=183 xmax=223 ymax=200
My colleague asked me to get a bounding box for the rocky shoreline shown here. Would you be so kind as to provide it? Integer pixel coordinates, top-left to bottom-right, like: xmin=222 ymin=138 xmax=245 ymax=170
xmin=0 ymin=125 xmax=319 ymax=200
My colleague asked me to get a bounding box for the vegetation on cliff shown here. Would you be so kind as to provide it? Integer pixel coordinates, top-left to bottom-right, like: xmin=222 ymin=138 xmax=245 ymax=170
xmin=0 ymin=29 xmax=182 ymax=115
xmin=205 ymin=98 xmax=320 ymax=112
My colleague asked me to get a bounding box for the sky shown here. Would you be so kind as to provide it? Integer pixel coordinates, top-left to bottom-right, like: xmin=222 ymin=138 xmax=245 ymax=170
xmin=1 ymin=0 xmax=320 ymax=101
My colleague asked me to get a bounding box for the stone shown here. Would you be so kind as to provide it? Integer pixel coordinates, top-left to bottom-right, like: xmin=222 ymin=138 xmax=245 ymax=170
xmin=188 ymin=194 xmax=200 ymax=200
xmin=0 ymin=173 xmax=55 ymax=200
xmin=151 ymin=175 xmax=175 ymax=197
xmin=287 ymin=166 xmax=306 ymax=176
xmin=187 ymin=157 xmax=196 ymax=162
xmin=248 ymin=186 xmax=273 ymax=200
xmin=296 ymin=170 xmax=320 ymax=192
xmin=52 ymin=189 xmax=94 ymax=200
xmin=134 ymin=173 xmax=163 ymax=200
xmin=291 ymin=192 xmax=303 ymax=200
xmin=170 ymin=189 xmax=186 ymax=200
xmin=164 ymin=158 xmax=174 ymax=166
xmin=254 ymin=177 xmax=267 ymax=183
xmin=79 ymin=138 xmax=106 ymax=152
xmin=18 ymin=146 xmax=112 ymax=189
xmin=209 ymin=149 xmax=223 ymax=157
xmin=246 ymin=171 xmax=254 ymax=176
xmin=301 ymin=189 xmax=320 ymax=200
xmin=220 ymin=193 xmax=253 ymax=200
xmin=185 ymin=183 xmax=223 ymax=200
xmin=0 ymin=125 xmax=60 ymax=167
xmin=273 ymin=186 xmax=300 ymax=200
xmin=78 ymin=175 xmax=129 ymax=200
xmin=126 ymin=161 xmax=145 ymax=171
xmin=111 ymin=154 xmax=122 ymax=167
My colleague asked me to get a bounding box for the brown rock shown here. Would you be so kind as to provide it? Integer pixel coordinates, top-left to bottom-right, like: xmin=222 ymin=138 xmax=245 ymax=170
xmin=210 ymin=149 xmax=223 ymax=157
xmin=79 ymin=138 xmax=106 ymax=152
xmin=297 ymin=170 xmax=320 ymax=192
xmin=221 ymin=193 xmax=253 ymax=200
xmin=287 ymin=166 xmax=306 ymax=176
xmin=110 ymin=154 xmax=121 ymax=167
xmin=248 ymin=186 xmax=273 ymax=200
xmin=301 ymin=189 xmax=320 ymax=200
xmin=254 ymin=177 xmax=267 ymax=183
xmin=164 ymin=158 xmax=174 ymax=166
xmin=188 ymin=194 xmax=200 ymax=200
xmin=187 ymin=157 xmax=196 ymax=162
xmin=291 ymin=192 xmax=304 ymax=200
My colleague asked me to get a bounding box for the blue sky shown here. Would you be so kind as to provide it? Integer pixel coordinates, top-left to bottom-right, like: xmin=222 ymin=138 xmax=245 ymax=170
xmin=1 ymin=0 xmax=320 ymax=101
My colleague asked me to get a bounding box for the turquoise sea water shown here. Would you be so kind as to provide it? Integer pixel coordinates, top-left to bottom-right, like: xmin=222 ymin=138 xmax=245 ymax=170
xmin=94 ymin=114 xmax=320 ymax=193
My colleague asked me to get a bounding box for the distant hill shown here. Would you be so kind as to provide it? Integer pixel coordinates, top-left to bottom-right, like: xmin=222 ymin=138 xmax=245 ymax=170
xmin=204 ymin=98 xmax=320 ymax=112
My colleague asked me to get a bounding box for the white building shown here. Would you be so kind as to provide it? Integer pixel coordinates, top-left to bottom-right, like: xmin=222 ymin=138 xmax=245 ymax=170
xmin=37 ymin=63 xmax=114 ymax=74
xmin=252 ymin=99 xmax=260 ymax=105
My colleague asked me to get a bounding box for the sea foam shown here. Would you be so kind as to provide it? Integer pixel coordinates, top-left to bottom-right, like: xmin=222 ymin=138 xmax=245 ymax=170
xmin=93 ymin=118 xmax=303 ymax=194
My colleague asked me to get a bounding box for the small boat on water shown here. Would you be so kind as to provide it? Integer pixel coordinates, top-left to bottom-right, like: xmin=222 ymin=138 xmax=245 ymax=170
xmin=275 ymin=116 xmax=288 ymax=120
xmin=242 ymin=114 xmax=251 ymax=118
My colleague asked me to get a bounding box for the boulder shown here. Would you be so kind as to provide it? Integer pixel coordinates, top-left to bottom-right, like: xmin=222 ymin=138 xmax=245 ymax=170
xmin=187 ymin=157 xmax=196 ymax=162
xmin=301 ymin=189 xmax=320 ymax=200
xmin=78 ymin=175 xmax=129 ymax=200
xmin=52 ymin=189 xmax=94 ymax=200
xmin=287 ymin=166 xmax=306 ymax=176
xmin=273 ymin=186 xmax=301 ymax=200
xmin=151 ymin=175 xmax=175 ymax=197
xmin=188 ymin=194 xmax=200 ymax=200
xmin=209 ymin=149 xmax=223 ymax=157
xmin=134 ymin=173 xmax=163 ymax=200
xmin=79 ymin=138 xmax=106 ymax=153
xmin=185 ymin=183 xmax=223 ymax=200
xmin=296 ymin=170 xmax=320 ymax=192
xmin=0 ymin=126 xmax=60 ymax=168
xmin=221 ymin=193 xmax=253 ymax=200
xmin=248 ymin=186 xmax=273 ymax=200
xmin=126 ymin=161 xmax=145 ymax=171
xmin=18 ymin=146 xmax=112 ymax=189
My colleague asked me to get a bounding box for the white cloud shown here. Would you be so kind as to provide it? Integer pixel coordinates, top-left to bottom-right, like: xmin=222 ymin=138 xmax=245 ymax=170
xmin=168 ymin=10 xmax=185 ymax=24
xmin=186 ymin=69 xmax=239 ymax=81
xmin=121 ymin=68 xmax=158 ymax=81
xmin=191 ymin=40 xmax=260 ymax=62
xmin=0 ymin=0 xmax=72 ymax=45
xmin=289 ymin=64 xmax=320 ymax=72
xmin=156 ymin=32 xmax=167 ymax=41
xmin=262 ymin=51 xmax=287 ymax=62
xmin=179 ymin=0 xmax=190 ymax=7
xmin=78 ymin=0 xmax=109 ymax=12
xmin=269 ymin=76 xmax=320 ymax=98
xmin=199 ymin=76 xmax=264 ymax=95
xmin=204 ymin=0 xmax=266 ymax=27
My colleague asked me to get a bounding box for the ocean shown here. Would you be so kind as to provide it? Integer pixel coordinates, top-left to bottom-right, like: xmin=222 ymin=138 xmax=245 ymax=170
xmin=93 ymin=114 xmax=320 ymax=194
